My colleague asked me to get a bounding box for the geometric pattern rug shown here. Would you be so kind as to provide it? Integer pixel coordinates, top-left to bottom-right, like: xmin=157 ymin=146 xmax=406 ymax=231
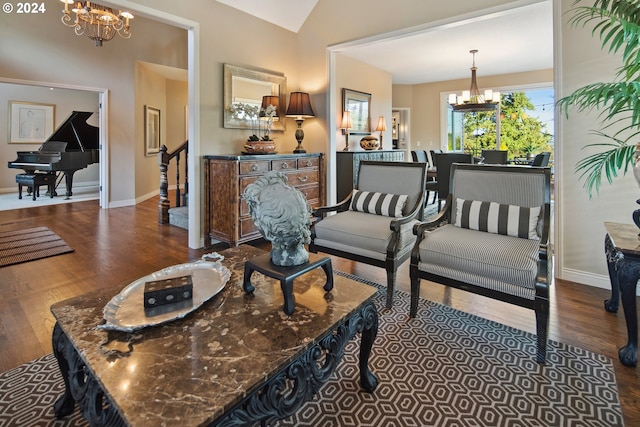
xmin=0 ymin=226 xmax=73 ymax=268
xmin=0 ymin=272 xmax=623 ymax=426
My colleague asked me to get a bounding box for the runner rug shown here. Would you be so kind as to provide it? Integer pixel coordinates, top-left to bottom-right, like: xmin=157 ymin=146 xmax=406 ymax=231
xmin=0 ymin=273 xmax=623 ymax=426
xmin=0 ymin=226 xmax=73 ymax=268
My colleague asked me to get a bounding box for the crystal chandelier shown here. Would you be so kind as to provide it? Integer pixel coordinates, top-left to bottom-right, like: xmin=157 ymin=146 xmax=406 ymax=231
xmin=61 ymin=0 xmax=134 ymax=47
xmin=448 ymin=50 xmax=500 ymax=112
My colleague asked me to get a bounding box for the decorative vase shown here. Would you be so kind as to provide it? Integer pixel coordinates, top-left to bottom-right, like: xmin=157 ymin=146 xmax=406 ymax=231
xmin=632 ymin=142 xmax=640 ymax=230
xmin=243 ymin=140 xmax=276 ymax=154
xmin=360 ymin=135 xmax=379 ymax=150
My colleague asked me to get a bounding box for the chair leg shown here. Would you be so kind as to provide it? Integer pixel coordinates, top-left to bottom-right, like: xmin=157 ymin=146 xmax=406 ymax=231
xmin=385 ymin=269 xmax=395 ymax=308
xmin=410 ymin=268 xmax=420 ymax=318
xmin=535 ymin=296 xmax=549 ymax=364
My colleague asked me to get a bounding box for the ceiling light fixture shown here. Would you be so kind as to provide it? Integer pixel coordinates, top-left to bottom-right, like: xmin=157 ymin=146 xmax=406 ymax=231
xmin=61 ymin=0 xmax=134 ymax=47
xmin=448 ymin=50 xmax=500 ymax=112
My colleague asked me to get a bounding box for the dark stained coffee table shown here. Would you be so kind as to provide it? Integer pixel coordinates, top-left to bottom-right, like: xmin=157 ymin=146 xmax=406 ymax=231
xmin=50 ymin=245 xmax=379 ymax=426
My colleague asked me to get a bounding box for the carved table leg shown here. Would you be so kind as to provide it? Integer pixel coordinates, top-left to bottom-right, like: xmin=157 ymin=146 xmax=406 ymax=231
xmin=604 ymin=234 xmax=620 ymax=313
xmin=321 ymin=259 xmax=334 ymax=292
xmin=242 ymin=265 xmax=256 ymax=294
xmin=280 ymin=278 xmax=295 ymax=316
xmin=359 ymin=302 xmax=380 ymax=392
xmin=52 ymin=323 xmax=76 ymax=418
xmin=618 ymin=258 xmax=639 ymax=367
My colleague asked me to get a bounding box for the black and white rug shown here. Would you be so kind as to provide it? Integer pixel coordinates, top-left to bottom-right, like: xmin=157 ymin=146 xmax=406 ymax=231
xmin=0 ymin=273 xmax=623 ymax=426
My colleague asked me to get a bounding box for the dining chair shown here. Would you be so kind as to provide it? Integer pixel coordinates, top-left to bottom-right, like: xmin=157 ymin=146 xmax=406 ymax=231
xmin=411 ymin=150 xmax=437 ymax=207
xmin=481 ymin=149 xmax=508 ymax=164
xmin=433 ymin=152 xmax=473 ymax=211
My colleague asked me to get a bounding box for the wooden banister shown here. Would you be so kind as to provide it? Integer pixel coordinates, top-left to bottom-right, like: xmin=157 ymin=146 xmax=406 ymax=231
xmin=158 ymin=140 xmax=188 ymax=223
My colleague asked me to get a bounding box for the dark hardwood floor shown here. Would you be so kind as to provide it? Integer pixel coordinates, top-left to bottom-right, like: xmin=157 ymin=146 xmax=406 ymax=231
xmin=0 ymin=197 xmax=638 ymax=424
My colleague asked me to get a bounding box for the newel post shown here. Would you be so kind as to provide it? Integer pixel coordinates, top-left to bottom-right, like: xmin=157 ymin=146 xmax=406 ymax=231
xmin=158 ymin=144 xmax=170 ymax=223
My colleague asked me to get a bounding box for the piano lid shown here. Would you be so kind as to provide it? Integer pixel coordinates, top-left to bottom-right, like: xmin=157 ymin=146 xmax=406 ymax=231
xmin=44 ymin=111 xmax=98 ymax=152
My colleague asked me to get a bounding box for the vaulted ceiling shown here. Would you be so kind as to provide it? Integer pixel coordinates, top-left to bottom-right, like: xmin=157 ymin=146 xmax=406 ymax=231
xmin=216 ymin=0 xmax=553 ymax=85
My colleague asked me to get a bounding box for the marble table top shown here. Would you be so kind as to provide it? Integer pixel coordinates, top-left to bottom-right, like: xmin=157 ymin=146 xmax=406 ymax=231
xmin=51 ymin=245 xmax=378 ymax=426
xmin=605 ymin=222 xmax=640 ymax=257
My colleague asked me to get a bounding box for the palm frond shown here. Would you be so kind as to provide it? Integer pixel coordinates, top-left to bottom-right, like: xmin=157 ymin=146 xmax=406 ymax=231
xmin=575 ymin=133 xmax=636 ymax=197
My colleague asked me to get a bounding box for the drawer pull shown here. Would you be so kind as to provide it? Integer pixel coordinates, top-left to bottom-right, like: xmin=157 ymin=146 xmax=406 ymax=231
xmin=298 ymin=176 xmax=309 ymax=183
xmin=251 ymin=165 xmax=259 ymax=171
xmin=305 ymin=160 xmax=312 ymax=167
xmin=281 ymin=163 xmax=289 ymax=169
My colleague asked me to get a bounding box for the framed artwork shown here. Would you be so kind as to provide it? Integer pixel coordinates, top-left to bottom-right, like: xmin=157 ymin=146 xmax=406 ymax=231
xmin=145 ymin=105 xmax=160 ymax=156
xmin=9 ymin=101 xmax=55 ymax=144
xmin=342 ymin=88 xmax=371 ymax=134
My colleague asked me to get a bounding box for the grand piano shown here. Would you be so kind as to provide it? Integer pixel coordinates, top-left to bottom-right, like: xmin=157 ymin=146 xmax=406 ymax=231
xmin=8 ymin=111 xmax=99 ymax=198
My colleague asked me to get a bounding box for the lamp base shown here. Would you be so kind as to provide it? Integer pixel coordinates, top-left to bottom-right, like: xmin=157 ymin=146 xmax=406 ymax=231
xmin=293 ymin=121 xmax=306 ymax=154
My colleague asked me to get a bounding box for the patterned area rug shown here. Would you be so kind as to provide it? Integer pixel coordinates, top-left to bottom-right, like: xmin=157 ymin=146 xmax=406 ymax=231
xmin=0 ymin=273 xmax=623 ymax=426
xmin=0 ymin=226 xmax=73 ymax=267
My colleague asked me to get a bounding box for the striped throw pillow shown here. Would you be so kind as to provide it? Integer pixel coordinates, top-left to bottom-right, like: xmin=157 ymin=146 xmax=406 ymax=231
xmin=454 ymin=198 xmax=541 ymax=240
xmin=350 ymin=190 xmax=408 ymax=218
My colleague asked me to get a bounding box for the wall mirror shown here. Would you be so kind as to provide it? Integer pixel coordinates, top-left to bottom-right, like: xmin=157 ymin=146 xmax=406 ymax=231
xmin=343 ymin=88 xmax=371 ymax=134
xmin=224 ymin=63 xmax=287 ymax=131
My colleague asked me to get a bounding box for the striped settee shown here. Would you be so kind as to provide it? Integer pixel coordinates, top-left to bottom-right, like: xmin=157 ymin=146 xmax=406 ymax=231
xmin=409 ymin=163 xmax=552 ymax=363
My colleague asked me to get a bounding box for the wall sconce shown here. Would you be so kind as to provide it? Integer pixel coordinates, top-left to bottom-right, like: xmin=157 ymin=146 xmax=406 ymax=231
xmin=340 ymin=111 xmax=352 ymax=151
xmin=375 ymin=116 xmax=387 ymax=150
xmin=285 ymin=92 xmax=315 ymax=153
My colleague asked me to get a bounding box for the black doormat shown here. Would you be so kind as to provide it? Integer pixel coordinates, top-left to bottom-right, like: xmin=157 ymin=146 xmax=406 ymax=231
xmin=0 ymin=272 xmax=623 ymax=426
xmin=0 ymin=226 xmax=74 ymax=268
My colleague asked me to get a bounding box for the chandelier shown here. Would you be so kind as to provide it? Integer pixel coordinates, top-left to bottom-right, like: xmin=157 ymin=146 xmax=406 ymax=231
xmin=61 ymin=0 xmax=134 ymax=47
xmin=448 ymin=50 xmax=500 ymax=112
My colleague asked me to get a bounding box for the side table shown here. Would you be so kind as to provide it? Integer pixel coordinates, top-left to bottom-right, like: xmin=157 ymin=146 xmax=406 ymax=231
xmin=604 ymin=221 xmax=639 ymax=367
xmin=243 ymin=252 xmax=333 ymax=315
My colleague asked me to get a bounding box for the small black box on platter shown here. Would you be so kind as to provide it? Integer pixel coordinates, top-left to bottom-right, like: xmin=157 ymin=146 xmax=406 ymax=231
xmin=144 ymin=274 xmax=193 ymax=310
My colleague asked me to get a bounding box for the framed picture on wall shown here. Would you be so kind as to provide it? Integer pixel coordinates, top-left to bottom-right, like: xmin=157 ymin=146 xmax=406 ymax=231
xmin=9 ymin=101 xmax=55 ymax=144
xmin=342 ymin=88 xmax=371 ymax=134
xmin=145 ymin=105 xmax=160 ymax=156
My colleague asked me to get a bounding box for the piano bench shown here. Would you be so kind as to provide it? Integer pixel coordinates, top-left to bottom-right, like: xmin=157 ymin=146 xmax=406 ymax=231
xmin=16 ymin=173 xmax=56 ymax=201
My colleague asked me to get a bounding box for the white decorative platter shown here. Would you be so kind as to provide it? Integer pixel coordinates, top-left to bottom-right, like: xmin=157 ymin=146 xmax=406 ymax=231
xmin=98 ymin=253 xmax=230 ymax=333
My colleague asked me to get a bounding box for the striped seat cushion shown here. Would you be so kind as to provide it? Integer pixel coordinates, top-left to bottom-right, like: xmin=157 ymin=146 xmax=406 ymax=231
xmin=418 ymin=224 xmax=539 ymax=298
xmin=350 ymin=190 xmax=408 ymax=218
xmin=454 ymin=198 xmax=541 ymax=240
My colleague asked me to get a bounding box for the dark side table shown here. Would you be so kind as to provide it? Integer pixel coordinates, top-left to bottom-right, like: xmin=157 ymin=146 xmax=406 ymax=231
xmin=243 ymin=252 xmax=333 ymax=315
xmin=604 ymin=222 xmax=639 ymax=367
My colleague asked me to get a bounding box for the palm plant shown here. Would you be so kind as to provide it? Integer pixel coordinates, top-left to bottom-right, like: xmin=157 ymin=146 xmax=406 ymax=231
xmin=556 ymin=0 xmax=640 ymax=197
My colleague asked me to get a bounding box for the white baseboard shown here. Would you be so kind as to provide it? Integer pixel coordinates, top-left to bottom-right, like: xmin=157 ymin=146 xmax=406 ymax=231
xmin=561 ymin=268 xmax=640 ymax=296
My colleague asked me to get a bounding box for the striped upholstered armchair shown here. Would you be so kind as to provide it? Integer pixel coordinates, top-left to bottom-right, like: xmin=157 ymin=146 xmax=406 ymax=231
xmin=409 ymin=163 xmax=552 ymax=363
xmin=311 ymin=161 xmax=426 ymax=309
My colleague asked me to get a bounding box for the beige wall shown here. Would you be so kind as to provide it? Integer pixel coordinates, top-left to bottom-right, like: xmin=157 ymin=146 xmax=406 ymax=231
xmin=334 ymin=54 xmax=393 ymax=152
xmin=134 ymin=62 xmax=188 ymax=199
xmin=0 ymin=83 xmax=100 ymax=192
xmin=393 ymin=69 xmax=553 ymax=153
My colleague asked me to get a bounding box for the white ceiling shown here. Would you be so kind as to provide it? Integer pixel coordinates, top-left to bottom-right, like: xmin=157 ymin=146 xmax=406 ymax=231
xmin=216 ymin=0 xmax=553 ymax=85
xmin=216 ymin=0 xmax=319 ymax=33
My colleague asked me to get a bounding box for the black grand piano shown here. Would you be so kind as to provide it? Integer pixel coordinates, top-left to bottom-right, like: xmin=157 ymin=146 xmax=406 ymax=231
xmin=8 ymin=111 xmax=99 ymax=198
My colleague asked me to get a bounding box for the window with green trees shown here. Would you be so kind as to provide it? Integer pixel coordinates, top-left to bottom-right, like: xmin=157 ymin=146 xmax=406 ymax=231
xmin=448 ymin=90 xmax=554 ymax=161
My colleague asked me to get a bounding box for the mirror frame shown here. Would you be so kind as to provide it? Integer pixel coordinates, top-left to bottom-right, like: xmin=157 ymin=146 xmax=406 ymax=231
xmin=342 ymin=88 xmax=371 ymax=134
xmin=224 ymin=63 xmax=287 ymax=132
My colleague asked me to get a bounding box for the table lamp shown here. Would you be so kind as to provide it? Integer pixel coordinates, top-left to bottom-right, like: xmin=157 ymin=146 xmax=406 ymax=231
xmin=375 ymin=116 xmax=387 ymax=150
xmin=285 ymin=92 xmax=315 ymax=153
xmin=341 ymin=111 xmax=352 ymax=151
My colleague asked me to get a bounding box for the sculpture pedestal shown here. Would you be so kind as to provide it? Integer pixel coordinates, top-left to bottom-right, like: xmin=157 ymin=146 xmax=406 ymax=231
xmin=243 ymin=253 xmax=333 ymax=315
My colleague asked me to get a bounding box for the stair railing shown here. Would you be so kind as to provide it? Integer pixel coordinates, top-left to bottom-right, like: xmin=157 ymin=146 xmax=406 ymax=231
xmin=158 ymin=141 xmax=188 ymax=223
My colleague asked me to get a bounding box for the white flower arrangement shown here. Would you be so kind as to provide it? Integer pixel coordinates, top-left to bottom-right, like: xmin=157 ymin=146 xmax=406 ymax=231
xmin=227 ymin=102 xmax=260 ymax=140
xmin=260 ymin=104 xmax=277 ymax=141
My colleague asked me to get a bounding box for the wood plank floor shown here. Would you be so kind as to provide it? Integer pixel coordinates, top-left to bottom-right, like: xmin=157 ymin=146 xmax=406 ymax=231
xmin=0 ymin=197 xmax=638 ymax=424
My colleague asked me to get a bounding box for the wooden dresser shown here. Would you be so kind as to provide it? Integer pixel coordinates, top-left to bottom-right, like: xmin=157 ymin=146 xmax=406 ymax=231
xmin=203 ymin=153 xmax=324 ymax=248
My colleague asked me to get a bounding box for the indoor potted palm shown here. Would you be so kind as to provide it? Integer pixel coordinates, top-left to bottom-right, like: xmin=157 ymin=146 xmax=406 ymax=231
xmin=557 ymin=0 xmax=640 ymax=197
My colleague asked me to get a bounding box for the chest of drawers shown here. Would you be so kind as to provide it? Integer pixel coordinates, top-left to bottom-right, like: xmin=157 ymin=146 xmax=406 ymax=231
xmin=204 ymin=153 xmax=324 ymax=247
